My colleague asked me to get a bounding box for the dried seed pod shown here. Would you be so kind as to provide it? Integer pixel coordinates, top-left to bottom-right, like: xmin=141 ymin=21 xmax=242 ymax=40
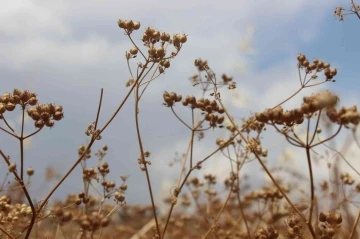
xmin=0 ymin=103 xmax=5 ymax=114
xmin=8 ymin=163 xmax=16 ymax=173
xmin=297 ymin=54 xmax=306 ymax=63
xmin=53 ymin=111 xmax=63 ymax=121
xmin=130 ymin=47 xmax=138 ymax=55
xmin=117 ymin=19 xmax=126 ymax=28
xmin=180 ymin=34 xmax=187 ymax=43
xmin=115 ymin=192 xmax=125 ymax=202
xmin=133 ymin=21 xmax=141 ymax=30
xmin=163 ymin=60 xmax=170 ymax=68
xmin=28 ymin=97 xmax=38 ymax=106
xmin=302 ymin=60 xmax=309 ymax=67
xmin=125 ymin=20 xmax=134 ymax=30
xmin=35 ymin=119 xmax=45 ymax=128
xmin=26 ymin=167 xmax=34 ymax=176
xmin=44 ymin=119 xmax=54 ymax=127
xmin=5 ymin=103 xmax=15 ymax=111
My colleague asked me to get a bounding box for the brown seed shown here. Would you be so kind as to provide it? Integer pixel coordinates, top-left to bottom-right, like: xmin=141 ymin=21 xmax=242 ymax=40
xmin=117 ymin=20 xmax=126 ymax=29
xmin=163 ymin=60 xmax=170 ymax=68
xmin=53 ymin=111 xmax=63 ymax=121
xmin=8 ymin=163 xmax=16 ymax=173
xmin=35 ymin=119 xmax=45 ymax=128
xmin=180 ymin=34 xmax=187 ymax=43
xmin=125 ymin=20 xmax=134 ymax=30
xmin=130 ymin=47 xmax=138 ymax=55
xmin=5 ymin=103 xmax=15 ymax=111
xmin=133 ymin=21 xmax=141 ymax=30
xmin=44 ymin=119 xmax=54 ymax=127
xmin=26 ymin=167 xmax=34 ymax=176
xmin=0 ymin=103 xmax=6 ymax=114
xmin=297 ymin=54 xmax=306 ymax=63
xmin=28 ymin=97 xmax=38 ymax=106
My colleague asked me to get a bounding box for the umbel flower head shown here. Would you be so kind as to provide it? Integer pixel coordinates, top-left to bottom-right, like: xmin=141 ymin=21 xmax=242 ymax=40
xmin=27 ymin=103 xmax=64 ymax=128
xmin=0 ymin=89 xmax=64 ymax=128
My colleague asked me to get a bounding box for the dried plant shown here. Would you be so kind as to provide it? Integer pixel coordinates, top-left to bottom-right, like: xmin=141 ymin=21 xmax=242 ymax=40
xmin=0 ymin=2 xmax=359 ymax=239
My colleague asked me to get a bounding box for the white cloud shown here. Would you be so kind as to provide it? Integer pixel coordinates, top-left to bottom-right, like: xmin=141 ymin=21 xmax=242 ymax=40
xmin=0 ymin=35 xmax=125 ymax=69
xmin=0 ymin=0 xmax=69 ymax=37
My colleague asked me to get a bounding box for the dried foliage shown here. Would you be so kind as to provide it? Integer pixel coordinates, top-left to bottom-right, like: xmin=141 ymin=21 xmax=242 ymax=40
xmin=0 ymin=2 xmax=360 ymax=239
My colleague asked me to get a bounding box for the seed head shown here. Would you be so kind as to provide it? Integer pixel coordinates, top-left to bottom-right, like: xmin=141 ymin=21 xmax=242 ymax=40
xmin=8 ymin=163 xmax=16 ymax=173
xmin=26 ymin=167 xmax=34 ymax=176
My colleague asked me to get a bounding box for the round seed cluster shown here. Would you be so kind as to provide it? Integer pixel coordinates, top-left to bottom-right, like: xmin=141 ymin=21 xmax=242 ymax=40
xmin=0 ymin=90 xmax=37 ymax=116
xmin=297 ymin=54 xmax=337 ymax=81
xmin=286 ymin=215 xmax=303 ymax=239
xmin=27 ymin=103 xmax=64 ymax=128
xmin=76 ymin=212 xmax=110 ymax=232
xmin=318 ymin=211 xmax=342 ymax=239
xmin=340 ymin=172 xmax=354 ymax=185
xmin=83 ymin=167 xmax=98 ymax=182
xmin=221 ymin=74 xmax=233 ymax=84
xmin=245 ymin=137 xmax=268 ymax=157
xmin=54 ymin=207 xmax=73 ymax=224
xmin=78 ymin=144 xmax=91 ymax=159
xmin=117 ymin=20 xmax=141 ymax=33
xmin=255 ymin=91 xmax=342 ymax=127
xmin=256 ymin=106 xmax=304 ymax=127
xmin=163 ymin=91 xmax=182 ymax=107
xmin=118 ymin=20 xmax=186 ymax=75
xmin=242 ymin=116 xmax=265 ymax=133
xmin=301 ymin=91 xmax=338 ymax=114
xmin=163 ymin=92 xmax=226 ymax=128
xmin=194 ymin=58 xmax=208 ymax=71
xmin=326 ymin=105 xmax=360 ymax=125
xmin=216 ymin=137 xmax=235 ymax=149
xmin=245 ymin=186 xmax=284 ymax=200
xmin=0 ymin=195 xmax=32 ymax=225
xmin=254 ymin=226 xmax=279 ymax=239
xmin=0 ymin=89 xmax=64 ymax=128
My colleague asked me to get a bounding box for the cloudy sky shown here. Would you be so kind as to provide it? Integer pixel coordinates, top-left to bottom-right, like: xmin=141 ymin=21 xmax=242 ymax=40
xmin=0 ymin=0 xmax=359 ymax=210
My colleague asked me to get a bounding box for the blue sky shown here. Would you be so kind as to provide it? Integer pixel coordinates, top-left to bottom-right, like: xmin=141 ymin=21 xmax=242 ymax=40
xmin=0 ymin=0 xmax=359 ymax=208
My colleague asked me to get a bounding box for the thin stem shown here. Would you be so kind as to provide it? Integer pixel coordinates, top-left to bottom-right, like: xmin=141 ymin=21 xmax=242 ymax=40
xmin=305 ymin=146 xmax=315 ymax=228
xmin=272 ymin=86 xmax=303 ymax=109
xmin=170 ymin=107 xmax=192 ymax=130
xmin=23 ymin=127 xmax=43 ymax=140
xmin=351 ymin=0 xmax=360 ymax=19
xmin=0 ymin=126 xmax=18 ymax=138
xmin=20 ymin=105 xmax=25 ymax=181
xmin=126 ymin=31 xmax=147 ymax=60
xmin=38 ymin=88 xmax=105 ymax=213
xmin=1 ymin=114 xmax=16 ymax=133
xmin=235 ymin=162 xmax=251 ymax=239
xmin=309 ymin=110 xmax=322 ymax=145
xmin=190 ymin=108 xmax=195 ymax=168
xmin=93 ymin=89 xmax=104 ymax=130
xmin=215 ymin=96 xmax=316 ymax=238
xmin=0 ymin=150 xmax=36 ymax=239
xmin=162 ymin=169 xmax=194 ymax=238
xmin=352 ymin=127 xmax=360 ymax=148
xmin=311 ymin=124 xmax=342 ymax=148
xmin=202 ymin=181 xmax=234 ymax=239
xmin=138 ymin=62 xmax=158 ymax=100
xmin=0 ymin=227 xmax=15 ymax=239
xmin=98 ymin=61 xmax=149 ymax=135
xmin=134 ymin=82 xmax=160 ymax=237
xmin=272 ymin=124 xmax=304 ymax=147
xmin=323 ymin=142 xmax=360 ymax=176
xmin=348 ymin=209 xmax=360 ymax=239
